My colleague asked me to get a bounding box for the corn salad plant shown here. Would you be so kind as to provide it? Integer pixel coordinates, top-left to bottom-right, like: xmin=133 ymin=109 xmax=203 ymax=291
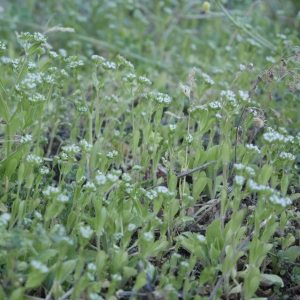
xmin=0 ymin=1 xmax=300 ymax=300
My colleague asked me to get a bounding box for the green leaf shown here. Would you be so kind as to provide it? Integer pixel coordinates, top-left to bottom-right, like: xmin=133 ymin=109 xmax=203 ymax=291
xmin=260 ymin=274 xmax=284 ymax=287
xmin=206 ymin=219 xmax=224 ymax=251
xmin=36 ymin=249 xmax=58 ymax=263
xmin=281 ymin=246 xmax=300 ymax=262
xmin=57 ymin=259 xmax=77 ymax=282
xmin=192 ymin=176 xmax=207 ymax=199
xmin=133 ymin=272 xmax=147 ymax=291
xmin=222 ymin=141 xmax=230 ymax=164
xmin=0 ymin=94 xmax=11 ymax=121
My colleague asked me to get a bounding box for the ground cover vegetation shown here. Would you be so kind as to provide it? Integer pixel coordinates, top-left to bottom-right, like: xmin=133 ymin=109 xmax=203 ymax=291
xmin=0 ymin=0 xmax=300 ymax=299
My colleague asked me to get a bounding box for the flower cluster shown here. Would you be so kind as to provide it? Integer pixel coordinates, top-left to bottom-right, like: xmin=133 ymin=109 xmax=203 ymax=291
xmin=79 ymin=139 xmax=93 ymax=152
xmin=27 ymin=154 xmax=43 ymax=165
xmin=220 ymin=90 xmax=237 ymax=108
xmin=79 ymin=224 xmax=94 ymax=239
xmin=245 ymin=144 xmax=260 ymax=154
xmin=269 ymin=194 xmax=292 ymax=207
xmin=20 ymin=134 xmax=32 ymax=144
xmin=138 ymin=76 xmax=152 ymax=86
xmin=31 ymin=260 xmax=49 ymax=273
xmin=0 ymin=213 xmax=11 ymax=227
xmin=28 ymin=93 xmax=46 ymax=105
xmin=102 ymin=61 xmax=116 ymax=70
xmin=147 ymin=92 xmax=171 ymax=106
xmin=202 ymin=73 xmax=214 ymax=85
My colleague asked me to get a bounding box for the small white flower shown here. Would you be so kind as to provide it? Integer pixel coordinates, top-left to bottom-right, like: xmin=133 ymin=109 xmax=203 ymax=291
xmin=49 ymin=51 xmax=59 ymax=59
xmin=39 ymin=166 xmax=49 ymax=175
xmin=83 ymin=181 xmax=96 ymax=192
xmin=95 ymin=172 xmax=106 ymax=185
xmin=180 ymin=261 xmax=189 ymax=267
xmin=197 ymin=235 xmax=206 ymax=242
xmin=238 ymin=90 xmax=249 ymax=102
xmin=202 ymin=73 xmax=214 ymax=85
xmin=79 ymin=139 xmax=93 ymax=152
xmin=61 ymin=144 xmax=81 ymax=155
xmin=128 ymin=223 xmax=136 ymax=231
xmin=106 ymin=174 xmax=119 ymax=182
xmin=269 ymin=194 xmax=292 ymax=207
xmin=209 ymin=101 xmax=222 ymax=110
xmin=169 ymin=124 xmax=177 ymax=132
xmin=245 ymin=144 xmax=260 ymax=154
xmin=20 ymin=134 xmax=32 ymax=144
xmin=143 ymin=231 xmax=153 ymax=241
xmin=31 ymin=260 xmax=48 ymax=273
xmin=27 ymin=154 xmax=43 ymax=165
xmin=43 ymin=186 xmax=60 ymax=196
xmin=28 ymin=93 xmax=46 ymax=104
xmin=185 ymin=134 xmax=193 ymax=144
xmin=102 ymin=61 xmax=116 ymax=70
xmin=112 ymin=274 xmax=122 ymax=281
xmin=91 ymin=55 xmax=105 ymax=64
xmin=0 ymin=213 xmax=11 ymax=227
xmin=138 ymin=76 xmax=152 ymax=85
xmin=234 ymin=175 xmax=245 ymax=187
xmin=79 ymin=225 xmax=94 ymax=239
xmin=279 ymin=152 xmax=295 ymax=162
xmin=57 ymin=194 xmax=69 ymax=203
xmin=145 ymin=190 xmax=158 ymax=200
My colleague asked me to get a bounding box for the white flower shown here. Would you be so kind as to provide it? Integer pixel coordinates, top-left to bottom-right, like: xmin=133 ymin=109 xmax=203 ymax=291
xmin=143 ymin=232 xmax=154 ymax=241
xmin=245 ymin=144 xmax=260 ymax=154
xmin=112 ymin=274 xmax=122 ymax=281
xmin=83 ymin=182 xmax=96 ymax=192
xmin=91 ymin=55 xmax=105 ymax=64
xmin=138 ymin=76 xmax=152 ymax=85
xmin=263 ymin=132 xmax=285 ymax=144
xmin=79 ymin=139 xmax=93 ymax=152
xmin=238 ymin=90 xmax=249 ymax=102
xmin=279 ymin=152 xmax=295 ymax=162
xmin=128 ymin=223 xmax=136 ymax=231
xmin=61 ymin=144 xmax=81 ymax=155
xmin=234 ymin=175 xmax=245 ymax=186
xmin=202 ymin=73 xmax=214 ymax=85
xmin=49 ymin=51 xmax=59 ymax=59
xmin=43 ymin=186 xmax=60 ymax=196
xmin=0 ymin=213 xmax=11 ymax=227
xmin=122 ymin=173 xmax=131 ymax=182
xmin=169 ymin=124 xmax=177 ymax=132
xmin=209 ymin=101 xmax=222 ymax=110
xmin=39 ymin=166 xmax=49 ymax=175
xmin=31 ymin=260 xmax=48 ymax=273
xmin=269 ymin=194 xmax=292 ymax=207
xmin=185 ymin=134 xmax=193 ymax=144
xmin=27 ymin=154 xmax=43 ymax=165
xmin=180 ymin=261 xmax=189 ymax=267
xmin=145 ymin=190 xmax=158 ymax=200
xmin=102 ymin=61 xmax=116 ymax=70
xmin=28 ymin=93 xmax=46 ymax=104
xmin=106 ymin=174 xmax=119 ymax=182
xmin=79 ymin=225 xmax=94 ymax=239
xmin=57 ymin=194 xmax=69 ymax=203
xmin=20 ymin=134 xmax=32 ymax=144
xmin=95 ymin=172 xmax=106 ymax=185
xmin=197 ymin=235 xmax=206 ymax=242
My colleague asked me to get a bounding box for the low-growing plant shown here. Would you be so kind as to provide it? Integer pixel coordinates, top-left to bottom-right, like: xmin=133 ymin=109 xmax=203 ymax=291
xmin=0 ymin=1 xmax=300 ymax=300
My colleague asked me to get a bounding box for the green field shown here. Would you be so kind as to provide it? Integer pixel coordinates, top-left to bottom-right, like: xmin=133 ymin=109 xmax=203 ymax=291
xmin=0 ymin=1 xmax=300 ymax=299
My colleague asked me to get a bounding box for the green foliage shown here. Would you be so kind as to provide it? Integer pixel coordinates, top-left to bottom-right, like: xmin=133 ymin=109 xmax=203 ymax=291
xmin=0 ymin=0 xmax=300 ymax=299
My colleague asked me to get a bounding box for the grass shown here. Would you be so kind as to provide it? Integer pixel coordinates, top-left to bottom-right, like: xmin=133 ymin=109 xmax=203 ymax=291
xmin=0 ymin=0 xmax=300 ymax=299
